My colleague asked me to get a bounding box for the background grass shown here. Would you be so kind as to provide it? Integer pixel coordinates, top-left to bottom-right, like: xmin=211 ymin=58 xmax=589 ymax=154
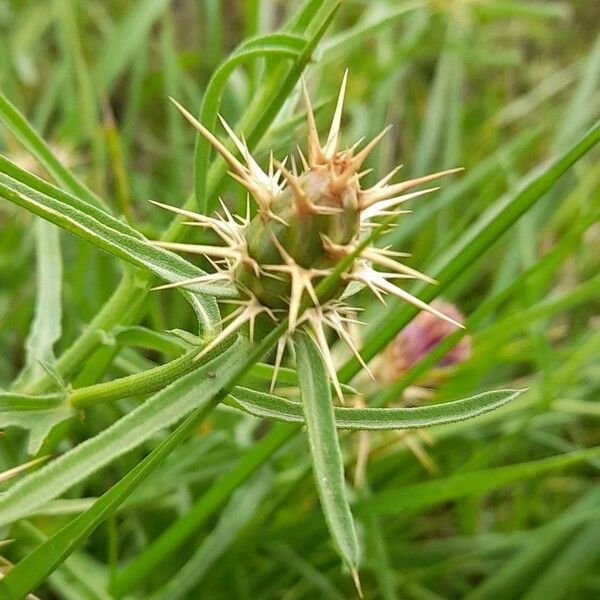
xmin=0 ymin=0 xmax=599 ymax=598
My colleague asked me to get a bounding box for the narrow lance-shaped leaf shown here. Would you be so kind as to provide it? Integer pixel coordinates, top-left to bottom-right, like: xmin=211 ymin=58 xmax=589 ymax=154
xmin=0 ymin=169 xmax=233 ymax=300
xmin=227 ymin=387 xmax=523 ymax=430
xmin=295 ymin=332 xmax=361 ymax=580
xmin=12 ymin=219 xmax=62 ymax=388
xmin=0 ymin=153 xmax=142 ymax=239
xmin=0 ymin=168 xmax=226 ymax=336
xmin=0 ymin=391 xmax=74 ymax=455
xmin=0 ymin=338 xmax=247 ymax=528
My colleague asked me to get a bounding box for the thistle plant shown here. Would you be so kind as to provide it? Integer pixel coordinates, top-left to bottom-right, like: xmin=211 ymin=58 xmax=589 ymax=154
xmin=153 ymin=73 xmax=463 ymax=401
xmin=0 ymin=2 xmax=598 ymax=598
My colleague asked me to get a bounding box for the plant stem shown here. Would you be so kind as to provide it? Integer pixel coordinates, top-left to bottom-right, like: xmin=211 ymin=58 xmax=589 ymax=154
xmin=68 ymin=349 xmax=197 ymax=409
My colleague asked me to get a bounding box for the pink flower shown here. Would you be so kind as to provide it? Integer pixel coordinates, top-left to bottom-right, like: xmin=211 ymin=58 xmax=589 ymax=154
xmin=384 ymin=300 xmax=471 ymax=380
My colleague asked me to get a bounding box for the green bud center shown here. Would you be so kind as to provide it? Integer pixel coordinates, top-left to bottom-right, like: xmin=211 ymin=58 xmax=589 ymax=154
xmin=234 ymin=168 xmax=360 ymax=309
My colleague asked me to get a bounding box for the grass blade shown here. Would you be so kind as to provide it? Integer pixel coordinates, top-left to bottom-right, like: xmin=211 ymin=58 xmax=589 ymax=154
xmin=152 ymin=469 xmax=273 ymax=600
xmin=466 ymin=489 xmax=600 ymax=600
xmin=112 ymin=423 xmax=296 ymax=595
xmin=95 ymin=0 xmax=173 ymax=93
xmin=522 ymin=520 xmax=600 ymax=600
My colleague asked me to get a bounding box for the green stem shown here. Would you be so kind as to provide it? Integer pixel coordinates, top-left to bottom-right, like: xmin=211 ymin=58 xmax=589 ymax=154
xmin=68 ymin=349 xmax=197 ymax=409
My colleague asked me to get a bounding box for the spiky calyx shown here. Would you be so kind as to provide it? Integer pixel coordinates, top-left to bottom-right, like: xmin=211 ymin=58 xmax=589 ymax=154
xmin=152 ymin=72 xmax=464 ymax=400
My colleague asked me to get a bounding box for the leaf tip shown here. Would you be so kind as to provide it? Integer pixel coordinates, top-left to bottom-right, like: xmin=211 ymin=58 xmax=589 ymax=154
xmin=351 ymin=568 xmax=363 ymax=598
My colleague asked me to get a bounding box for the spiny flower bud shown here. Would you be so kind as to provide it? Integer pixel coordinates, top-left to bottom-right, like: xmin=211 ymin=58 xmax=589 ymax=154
xmin=151 ymin=72 xmax=465 ymax=400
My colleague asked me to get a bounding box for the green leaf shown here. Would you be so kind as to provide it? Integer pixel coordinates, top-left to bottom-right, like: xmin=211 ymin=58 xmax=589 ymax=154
xmin=228 ymin=387 xmax=523 ymax=430
xmin=265 ymin=543 xmax=347 ymax=600
xmin=295 ymin=332 xmax=360 ymax=573
xmin=0 ymin=165 xmax=233 ymax=301
xmin=0 ymin=153 xmax=140 ymax=239
xmin=0 ymin=338 xmax=246 ymax=528
xmin=466 ymin=488 xmax=600 ymax=600
xmin=411 ymin=25 xmax=455 ymax=175
xmin=0 ymin=409 xmax=74 ymax=456
xmin=553 ymin=31 xmax=600 ymax=148
xmin=13 ymin=521 xmax=113 ymax=600
xmin=0 ymin=379 xmax=223 ymax=599
xmin=0 ymin=392 xmax=73 ymax=455
xmin=112 ymin=423 xmax=296 ymax=596
xmin=321 ymin=1 xmax=422 ymax=63
xmin=110 ymin=325 xmax=190 ymax=355
xmin=12 ymin=219 xmax=62 ymax=387
xmin=383 ymin=127 xmax=539 ymax=249
xmin=477 ymin=274 xmax=600 ymax=348
xmin=53 ymin=0 xmax=106 ymax=196
xmin=521 ymin=521 xmax=600 ymax=600
xmin=95 ymin=0 xmax=173 ymax=92
xmin=362 ymin=505 xmax=398 ymax=600
xmin=0 ymin=165 xmax=225 ymax=336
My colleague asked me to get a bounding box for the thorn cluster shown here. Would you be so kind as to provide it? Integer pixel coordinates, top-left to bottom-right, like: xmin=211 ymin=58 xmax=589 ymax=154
xmin=152 ymin=72 xmax=464 ymax=401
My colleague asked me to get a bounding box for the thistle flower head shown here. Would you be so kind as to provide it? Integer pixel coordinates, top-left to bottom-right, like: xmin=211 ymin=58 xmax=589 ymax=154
xmin=379 ymin=300 xmax=472 ymax=384
xmin=152 ymin=73 xmax=464 ymax=400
